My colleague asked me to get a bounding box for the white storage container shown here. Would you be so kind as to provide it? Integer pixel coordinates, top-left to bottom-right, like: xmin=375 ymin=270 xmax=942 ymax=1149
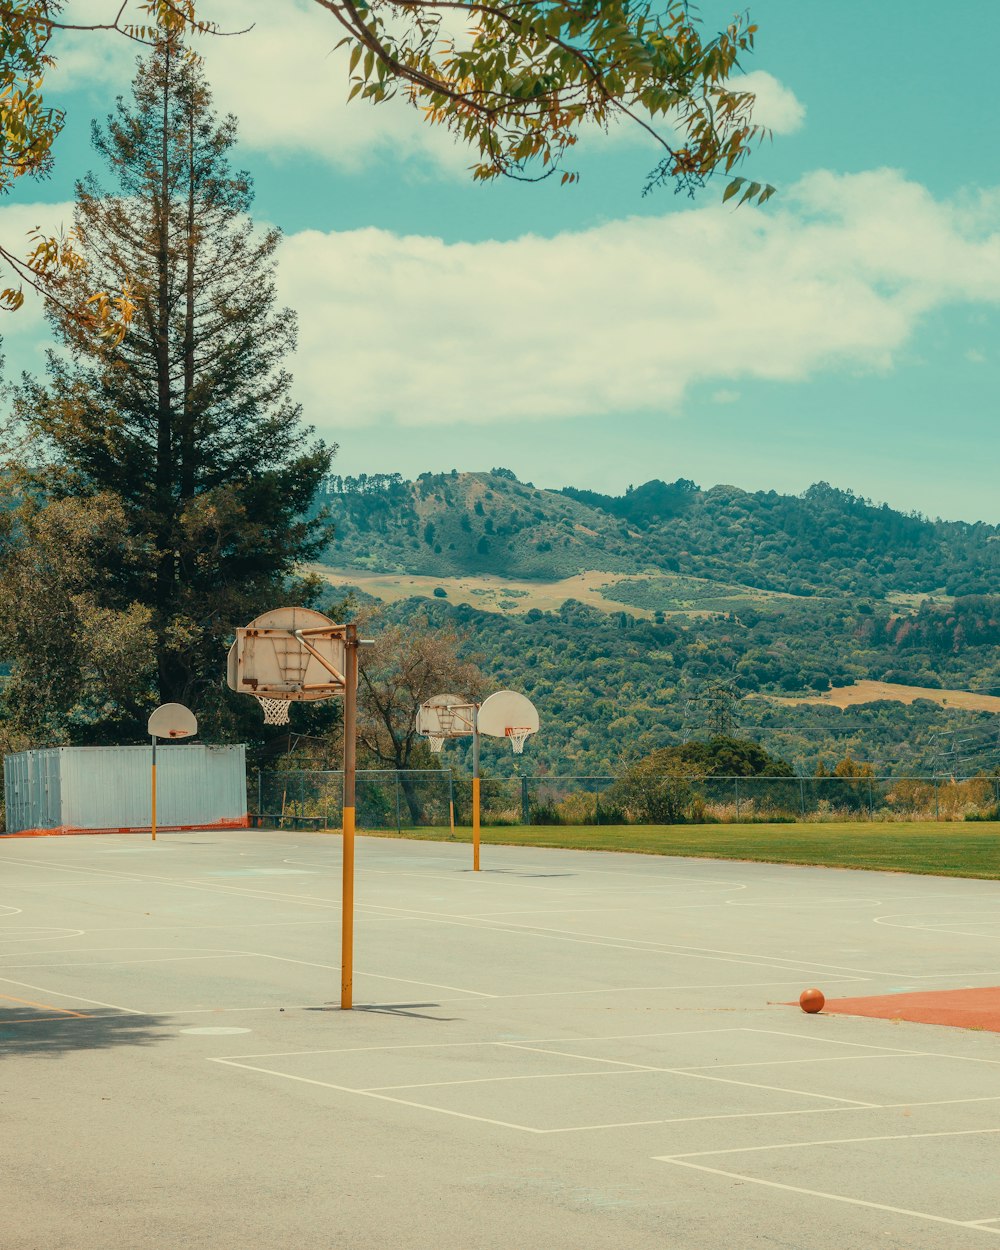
xmin=3 ymin=744 xmax=247 ymax=835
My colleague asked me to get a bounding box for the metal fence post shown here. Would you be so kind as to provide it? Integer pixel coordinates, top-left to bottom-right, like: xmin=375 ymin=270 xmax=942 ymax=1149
xmin=394 ymin=771 xmax=402 ymax=834
xmin=799 ymin=777 xmax=805 ymax=818
xmin=734 ymin=777 xmax=740 ymax=821
xmin=868 ymin=777 xmax=874 ymax=820
xmin=521 ymin=776 xmax=529 ymax=825
xmin=595 ymin=785 xmax=601 ymax=826
xmin=934 ymin=778 xmax=939 ymax=821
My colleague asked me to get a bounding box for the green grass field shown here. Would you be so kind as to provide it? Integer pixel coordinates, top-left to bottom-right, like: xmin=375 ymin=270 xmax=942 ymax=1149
xmin=359 ymin=821 xmax=1000 ymax=879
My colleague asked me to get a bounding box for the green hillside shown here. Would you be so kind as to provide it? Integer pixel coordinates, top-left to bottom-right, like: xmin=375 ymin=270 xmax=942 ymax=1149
xmin=316 ymin=469 xmax=1000 ymax=598
xmin=309 ymin=468 xmax=1000 ymax=776
xmin=347 ymin=596 xmax=1000 ymax=777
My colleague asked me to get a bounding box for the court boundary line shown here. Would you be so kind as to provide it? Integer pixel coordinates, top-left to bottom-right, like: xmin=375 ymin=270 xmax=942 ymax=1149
xmin=657 ymin=1128 xmax=1000 ymax=1236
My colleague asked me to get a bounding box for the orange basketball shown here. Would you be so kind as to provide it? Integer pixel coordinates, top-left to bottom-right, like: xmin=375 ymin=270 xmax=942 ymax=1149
xmin=799 ymin=988 xmax=825 ymax=1014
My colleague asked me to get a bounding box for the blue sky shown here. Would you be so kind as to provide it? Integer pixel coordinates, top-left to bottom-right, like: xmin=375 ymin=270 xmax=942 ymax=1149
xmin=3 ymin=0 xmax=999 ymax=522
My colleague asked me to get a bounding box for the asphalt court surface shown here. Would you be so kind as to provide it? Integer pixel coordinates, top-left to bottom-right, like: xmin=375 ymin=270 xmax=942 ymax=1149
xmin=3 ymin=830 xmax=1000 ymax=1248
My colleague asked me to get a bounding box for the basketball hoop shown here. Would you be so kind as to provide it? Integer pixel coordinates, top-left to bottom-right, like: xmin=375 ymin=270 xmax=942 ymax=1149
xmin=257 ymin=695 xmax=291 ymax=725
xmin=505 ymin=727 xmax=532 ymax=755
xmin=427 ymin=735 xmax=445 ymax=754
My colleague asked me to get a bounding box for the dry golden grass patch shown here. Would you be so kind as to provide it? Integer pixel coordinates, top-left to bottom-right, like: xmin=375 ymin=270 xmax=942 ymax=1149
xmin=312 ymin=566 xmax=655 ymax=618
xmin=763 ymin=680 xmax=1000 ymax=713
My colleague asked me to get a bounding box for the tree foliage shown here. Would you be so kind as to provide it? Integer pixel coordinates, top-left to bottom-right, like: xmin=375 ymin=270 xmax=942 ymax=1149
xmin=636 ymin=735 xmax=794 ymax=778
xmin=0 ymin=0 xmax=773 ymax=318
xmin=0 ymin=493 xmax=155 ymax=739
xmin=354 ymin=611 xmax=485 ymax=771
xmin=326 ymin=0 xmax=773 ymax=198
xmin=0 ymin=1 xmax=219 ymax=327
xmin=2 ymin=36 xmax=332 ymax=740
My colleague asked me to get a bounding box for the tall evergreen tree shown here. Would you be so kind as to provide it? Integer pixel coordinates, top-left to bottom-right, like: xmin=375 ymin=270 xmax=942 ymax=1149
xmin=6 ymin=35 xmax=333 ymax=737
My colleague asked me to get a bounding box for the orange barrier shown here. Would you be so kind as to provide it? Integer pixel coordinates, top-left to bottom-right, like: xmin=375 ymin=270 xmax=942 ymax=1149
xmin=3 ymin=815 xmax=250 ymax=838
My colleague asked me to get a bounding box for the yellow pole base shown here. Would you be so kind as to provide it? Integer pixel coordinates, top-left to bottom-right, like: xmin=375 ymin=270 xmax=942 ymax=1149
xmin=341 ymin=805 xmax=355 ymax=1009
xmin=472 ymin=777 xmax=480 ymax=872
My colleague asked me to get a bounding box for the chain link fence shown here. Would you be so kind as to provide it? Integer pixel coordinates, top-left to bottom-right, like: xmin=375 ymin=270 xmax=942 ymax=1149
xmin=254 ymin=771 xmax=1000 ymax=828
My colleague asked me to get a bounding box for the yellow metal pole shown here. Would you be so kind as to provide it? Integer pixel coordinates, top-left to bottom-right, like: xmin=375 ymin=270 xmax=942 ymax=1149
xmin=472 ymin=777 xmax=480 ymax=872
xmin=472 ymin=705 xmax=480 ymax=871
xmin=341 ymin=624 xmax=358 ymax=1010
xmin=150 ymin=735 xmax=157 ymax=842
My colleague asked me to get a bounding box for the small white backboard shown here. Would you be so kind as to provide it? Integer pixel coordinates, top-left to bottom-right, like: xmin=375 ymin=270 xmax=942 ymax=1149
xmin=147 ymin=703 xmax=198 ymax=740
xmin=416 ymin=694 xmax=477 ymax=753
xmin=477 ymin=690 xmax=540 ymax=754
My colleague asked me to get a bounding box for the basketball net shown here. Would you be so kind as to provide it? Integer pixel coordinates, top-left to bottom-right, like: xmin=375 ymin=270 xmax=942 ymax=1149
xmin=257 ymin=695 xmax=291 ymax=725
xmin=505 ymin=727 xmax=531 ymax=755
xmin=428 ymin=735 xmax=445 ymax=754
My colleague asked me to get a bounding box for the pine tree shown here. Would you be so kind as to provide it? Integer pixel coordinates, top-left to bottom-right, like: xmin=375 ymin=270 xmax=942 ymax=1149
xmin=8 ymin=35 xmax=333 ymax=736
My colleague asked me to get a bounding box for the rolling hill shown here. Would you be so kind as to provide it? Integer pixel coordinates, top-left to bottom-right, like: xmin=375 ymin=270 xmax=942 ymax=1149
xmin=311 ymin=469 xmax=1000 ymax=775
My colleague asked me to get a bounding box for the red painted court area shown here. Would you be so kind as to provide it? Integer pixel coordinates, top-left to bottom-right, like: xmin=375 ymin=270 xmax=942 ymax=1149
xmin=823 ymin=986 xmax=1000 ymax=1031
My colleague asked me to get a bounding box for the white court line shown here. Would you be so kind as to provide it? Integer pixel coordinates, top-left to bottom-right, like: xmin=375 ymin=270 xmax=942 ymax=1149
xmin=215 ymin=1026 xmax=749 ymax=1062
xmin=208 ymin=1057 xmax=545 ymax=1133
xmin=667 ymin=1125 xmax=1000 ymax=1161
xmin=208 ymin=1051 xmax=1000 ymax=1138
xmin=0 ymin=941 xmax=495 ymax=1002
xmin=0 ymin=855 xmax=345 ymax=910
xmin=500 ymin=1042 xmax=879 ymax=1107
xmin=482 ymin=975 xmax=869 ymax=1000
xmin=253 ymin=951 xmax=497 ymax=998
xmin=517 ymin=1093 xmax=1000 ymax=1136
xmin=2 ymin=850 xmax=987 ymax=987
xmin=0 ymin=953 xmax=251 ymax=970
xmin=875 ymin=915 xmax=1000 ymax=941
xmin=0 ymin=964 xmax=867 ymax=1002
xmin=340 ymin=847 xmax=759 ymax=888
xmin=0 ymin=974 xmax=143 ymax=1014
xmin=657 ymin=1129 xmax=1000 ymax=1236
xmin=674 ymin=1052 xmax=924 ymax=1072
xmin=360 ymin=1050 xmax=913 ymax=1093
xmin=659 ymin=1161 xmax=1000 ymax=1236
xmin=350 ymin=898 xmax=951 ymax=980
xmin=752 ymin=1026 xmax=1000 ymax=1068
xmin=348 ymin=905 xmax=861 ymax=974
xmin=362 ymin=1068 xmax=629 ymax=1093
xmin=63 ymin=918 xmax=338 ymax=935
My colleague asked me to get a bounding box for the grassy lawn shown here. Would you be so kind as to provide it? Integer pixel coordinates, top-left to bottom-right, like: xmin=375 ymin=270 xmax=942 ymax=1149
xmin=357 ymin=821 xmax=1000 ymax=879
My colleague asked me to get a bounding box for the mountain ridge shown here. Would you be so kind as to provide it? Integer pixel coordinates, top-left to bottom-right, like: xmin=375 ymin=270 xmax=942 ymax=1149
xmin=316 ymin=468 xmax=999 ymax=600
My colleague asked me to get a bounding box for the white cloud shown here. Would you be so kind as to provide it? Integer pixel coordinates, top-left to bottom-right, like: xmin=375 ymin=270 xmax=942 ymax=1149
xmin=274 ymin=169 xmax=1000 ymax=427
xmin=5 ymin=172 xmax=999 ymax=432
xmin=729 ymin=71 xmax=806 ymax=135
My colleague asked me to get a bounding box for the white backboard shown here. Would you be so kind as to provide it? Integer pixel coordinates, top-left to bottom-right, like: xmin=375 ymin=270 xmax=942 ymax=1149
xmin=226 ymin=607 xmax=348 ymax=702
xmin=147 ymin=703 xmax=198 ymax=740
xmin=477 ymin=690 xmax=540 ymax=739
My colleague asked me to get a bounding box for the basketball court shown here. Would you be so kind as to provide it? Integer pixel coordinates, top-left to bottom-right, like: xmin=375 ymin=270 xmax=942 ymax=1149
xmin=4 ymin=829 xmax=1000 ymax=1248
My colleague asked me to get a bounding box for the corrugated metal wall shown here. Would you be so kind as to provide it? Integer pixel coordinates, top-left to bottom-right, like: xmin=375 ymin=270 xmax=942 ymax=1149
xmin=3 ymin=745 xmax=247 ymax=834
